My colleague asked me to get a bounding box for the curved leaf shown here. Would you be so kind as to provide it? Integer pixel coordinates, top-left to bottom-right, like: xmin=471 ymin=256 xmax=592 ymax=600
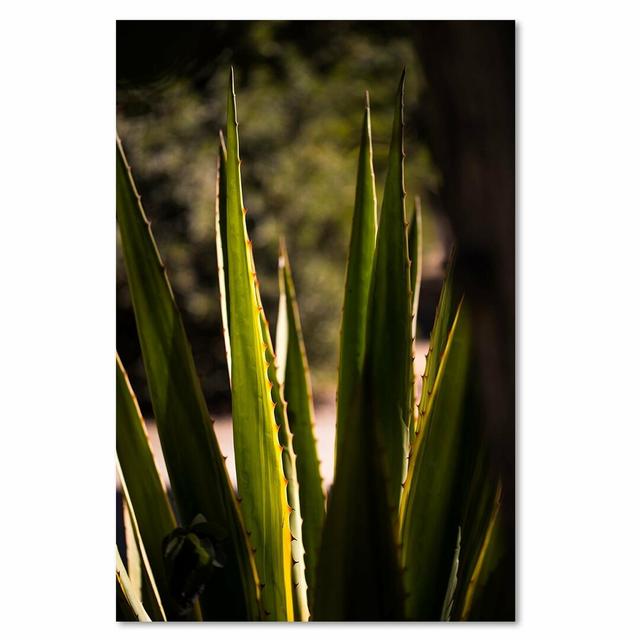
xmin=458 ymin=481 xmax=504 ymax=620
xmin=117 ymin=457 xmax=167 ymax=621
xmin=116 ymin=547 xmax=151 ymax=622
xmin=451 ymin=432 xmax=509 ymax=621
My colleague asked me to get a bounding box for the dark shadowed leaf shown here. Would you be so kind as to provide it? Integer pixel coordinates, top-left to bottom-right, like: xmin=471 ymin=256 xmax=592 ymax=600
xmin=335 ymin=92 xmax=377 ymax=472
xmin=400 ymin=300 xmax=471 ymax=620
xmin=116 ymin=355 xmax=185 ymax=620
xmin=365 ymin=71 xmax=413 ymax=505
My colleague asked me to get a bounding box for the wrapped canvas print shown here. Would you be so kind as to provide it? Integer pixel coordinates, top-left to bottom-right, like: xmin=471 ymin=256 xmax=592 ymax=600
xmin=116 ymin=20 xmax=515 ymax=621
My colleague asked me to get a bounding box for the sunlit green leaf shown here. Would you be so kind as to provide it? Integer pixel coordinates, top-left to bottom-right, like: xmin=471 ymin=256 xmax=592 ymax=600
xmin=277 ymin=240 xmax=326 ymax=617
xmin=225 ymin=68 xmax=294 ymax=621
xmin=260 ymin=308 xmax=310 ymax=621
xmin=216 ymin=131 xmax=307 ymax=620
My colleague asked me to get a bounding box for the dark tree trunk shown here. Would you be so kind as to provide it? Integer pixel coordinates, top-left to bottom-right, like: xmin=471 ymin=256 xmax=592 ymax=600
xmin=412 ymin=21 xmax=516 ymax=620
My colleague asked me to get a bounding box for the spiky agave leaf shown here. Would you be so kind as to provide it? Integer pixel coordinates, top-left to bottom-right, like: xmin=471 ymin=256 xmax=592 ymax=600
xmin=116 ymin=138 xmax=260 ymax=620
xmin=277 ymin=240 xmax=326 ymax=616
xmin=225 ymin=67 xmax=294 ymax=621
xmin=252 ymin=247 xmax=310 ymax=621
xmin=260 ymin=308 xmax=310 ymax=621
xmin=215 ymin=131 xmax=308 ymax=621
xmin=407 ymin=196 xmax=423 ymax=438
xmin=335 ymin=91 xmax=377 ymax=473
xmin=314 ymin=81 xmax=408 ymax=621
xmin=400 ymin=300 xmax=472 ymax=620
xmin=365 ymin=70 xmax=413 ymax=505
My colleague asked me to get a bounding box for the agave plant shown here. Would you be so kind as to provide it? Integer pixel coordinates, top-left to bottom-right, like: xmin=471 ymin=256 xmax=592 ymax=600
xmin=116 ymin=67 xmax=507 ymax=622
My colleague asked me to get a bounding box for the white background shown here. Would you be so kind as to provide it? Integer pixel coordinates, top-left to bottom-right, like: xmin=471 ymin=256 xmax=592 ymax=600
xmin=1 ymin=1 xmax=639 ymax=637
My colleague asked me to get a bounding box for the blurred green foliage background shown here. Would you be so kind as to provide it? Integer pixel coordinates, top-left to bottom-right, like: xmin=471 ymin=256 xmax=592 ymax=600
xmin=117 ymin=21 xmax=448 ymax=411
